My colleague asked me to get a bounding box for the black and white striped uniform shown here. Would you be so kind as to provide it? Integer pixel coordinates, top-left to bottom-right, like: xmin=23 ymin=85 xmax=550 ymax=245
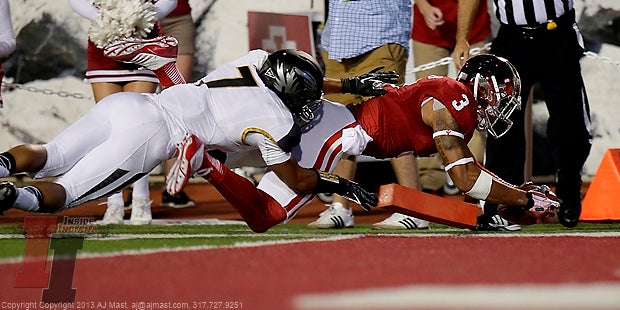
xmin=485 ymin=0 xmax=592 ymax=209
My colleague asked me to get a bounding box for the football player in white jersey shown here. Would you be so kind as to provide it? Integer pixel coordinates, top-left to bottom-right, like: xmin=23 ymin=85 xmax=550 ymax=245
xmin=0 ymin=47 xmax=381 ymax=229
xmin=97 ymin=36 xmax=559 ymax=232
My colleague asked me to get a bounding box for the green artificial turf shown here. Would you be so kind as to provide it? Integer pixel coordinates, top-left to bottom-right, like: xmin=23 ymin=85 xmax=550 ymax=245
xmin=1 ymin=222 xmax=619 ymax=260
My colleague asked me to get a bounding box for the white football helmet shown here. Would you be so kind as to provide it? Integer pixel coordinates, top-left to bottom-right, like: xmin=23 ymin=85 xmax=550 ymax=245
xmin=456 ymin=54 xmax=522 ymax=138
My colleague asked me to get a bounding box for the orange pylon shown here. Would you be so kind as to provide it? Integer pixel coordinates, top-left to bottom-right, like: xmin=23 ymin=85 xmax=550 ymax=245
xmin=581 ymin=148 xmax=620 ymax=221
xmin=377 ymin=184 xmax=480 ymax=228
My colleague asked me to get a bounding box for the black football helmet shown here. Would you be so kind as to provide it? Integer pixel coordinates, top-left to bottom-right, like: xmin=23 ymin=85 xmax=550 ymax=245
xmin=456 ymin=54 xmax=522 ymax=138
xmin=258 ymin=49 xmax=323 ymax=124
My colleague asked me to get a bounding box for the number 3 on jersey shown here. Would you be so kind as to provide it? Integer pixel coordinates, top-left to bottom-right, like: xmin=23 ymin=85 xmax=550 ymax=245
xmin=452 ymin=93 xmax=469 ymax=111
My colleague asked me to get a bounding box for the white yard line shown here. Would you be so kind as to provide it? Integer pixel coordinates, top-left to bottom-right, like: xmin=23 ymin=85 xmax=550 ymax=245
xmin=294 ymin=283 xmax=620 ymax=310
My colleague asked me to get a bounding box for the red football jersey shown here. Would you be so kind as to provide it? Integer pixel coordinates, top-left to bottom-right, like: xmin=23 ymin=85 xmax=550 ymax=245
xmin=351 ymin=76 xmax=479 ymax=158
xmin=411 ymin=0 xmax=491 ymax=49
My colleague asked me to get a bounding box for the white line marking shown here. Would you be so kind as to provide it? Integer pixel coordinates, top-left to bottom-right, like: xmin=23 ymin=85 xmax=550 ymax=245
xmin=294 ymin=283 xmax=620 ymax=310
xmin=0 ymin=235 xmax=362 ymax=264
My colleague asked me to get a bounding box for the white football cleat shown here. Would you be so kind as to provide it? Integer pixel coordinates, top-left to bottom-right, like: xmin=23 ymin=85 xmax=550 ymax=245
xmin=104 ymin=35 xmax=178 ymax=70
xmin=476 ymin=214 xmax=522 ymax=231
xmin=372 ymin=213 xmax=429 ymax=230
xmin=129 ymin=197 xmax=152 ymax=225
xmin=443 ymin=173 xmax=460 ymax=195
xmin=99 ymin=202 xmax=125 ymax=225
xmin=307 ymin=203 xmax=354 ymax=229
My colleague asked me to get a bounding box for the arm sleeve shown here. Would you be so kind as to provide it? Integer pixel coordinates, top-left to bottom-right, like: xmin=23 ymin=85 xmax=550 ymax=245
xmin=154 ymin=0 xmax=178 ymax=20
xmin=244 ymin=133 xmax=291 ymax=166
xmin=68 ymin=0 xmax=99 ymax=21
xmin=0 ymin=0 xmax=16 ymax=57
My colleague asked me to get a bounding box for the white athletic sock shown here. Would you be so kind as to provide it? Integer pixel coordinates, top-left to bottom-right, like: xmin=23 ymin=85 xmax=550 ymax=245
xmin=13 ymin=187 xmax=42 ymax=212
xmin=107 ymin=192 xmax=124 ymax=206
xmin=132 ymin=175 xmax=150 ymax=199
xmin=0 ymin=153 xmax=13 ymax=177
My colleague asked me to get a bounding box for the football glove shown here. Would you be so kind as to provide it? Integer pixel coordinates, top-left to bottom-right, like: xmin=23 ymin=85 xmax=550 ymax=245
xmin=499 ymin=182 xmax=560 ymax=225
xmin=166 ymin=134 xmax=209 ymax=195
xmin=313 ymin=169 xmax=378 ymax=211
xmin=524 ymin=183 xmax=560 ymax=223
xmin=341 ymin=67 xmax=398 ymax=96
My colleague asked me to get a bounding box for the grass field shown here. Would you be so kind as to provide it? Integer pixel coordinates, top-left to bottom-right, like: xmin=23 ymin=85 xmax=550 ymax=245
xmin=2 ymin=221 xmax=620 ymax=260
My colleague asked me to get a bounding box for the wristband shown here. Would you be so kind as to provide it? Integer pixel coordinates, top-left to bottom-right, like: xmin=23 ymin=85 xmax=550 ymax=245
xmin=313 ymin=169 xmax=343 ymax=194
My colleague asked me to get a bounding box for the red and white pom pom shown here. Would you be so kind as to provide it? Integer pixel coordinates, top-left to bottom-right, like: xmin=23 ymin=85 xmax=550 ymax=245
xmin=89 ymin=0 xmax=156 ymax=48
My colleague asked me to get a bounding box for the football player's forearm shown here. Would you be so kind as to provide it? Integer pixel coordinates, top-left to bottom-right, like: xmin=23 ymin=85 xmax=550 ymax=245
xmin=322 ymin=78 xmax=344 ymax=95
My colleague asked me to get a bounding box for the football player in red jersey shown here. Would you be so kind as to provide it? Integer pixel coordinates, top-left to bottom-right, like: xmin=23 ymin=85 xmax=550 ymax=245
xmin=102 ymin=37 xmax=559 ymax=231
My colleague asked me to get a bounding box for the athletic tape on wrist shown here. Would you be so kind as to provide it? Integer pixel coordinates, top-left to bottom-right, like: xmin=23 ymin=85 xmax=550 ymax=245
xmin=465 ymin=170 xmax=493 ymax=200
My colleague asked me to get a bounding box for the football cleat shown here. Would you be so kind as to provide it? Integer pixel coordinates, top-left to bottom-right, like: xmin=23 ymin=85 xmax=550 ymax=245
xmin=0 ymin=181 xmax=17 ymax=215
xmin=443 ymin=174 xmax=460 ymax=195
xmin=475 ymin=214 xmax=521 ymax=231
xmin=372 ymin=213 xmax=429 ymax=230
xmin=161 ymin=189 xmax=196 ymax=208
xmin=307 ymin=203 xmax=354 ymax=229
xmin=129 ymin=197 xmax=152 ymax=225
xmin=99 ymin=202 xmax=125 ymax=225
xmin=104 ymin=35 xmax=178 ymax=71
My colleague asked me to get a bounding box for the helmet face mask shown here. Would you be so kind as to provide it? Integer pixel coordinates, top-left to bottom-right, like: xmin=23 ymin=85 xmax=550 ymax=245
xmin=457 ymin=54 xmax=522 ymax=138
xmin=258 ymin=49 xmax=324 ymax=125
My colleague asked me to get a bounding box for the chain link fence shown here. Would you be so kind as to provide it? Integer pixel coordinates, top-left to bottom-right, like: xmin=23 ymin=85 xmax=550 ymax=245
xmin=1 ymin=46 xmax=619 ymax=101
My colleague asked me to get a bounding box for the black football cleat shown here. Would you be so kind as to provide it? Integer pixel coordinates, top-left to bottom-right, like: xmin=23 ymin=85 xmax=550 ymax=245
xmin=558 ymin=201 xmax=581 ymax=228
xmin=0 ymin=181 xmax=17 ymax=215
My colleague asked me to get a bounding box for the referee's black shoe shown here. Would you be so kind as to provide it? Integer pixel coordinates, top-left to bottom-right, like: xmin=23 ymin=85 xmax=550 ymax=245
xmin=0 ymin=181 xmax=17 ymax=215
xmin=558 ymin=201 xmax=581 ymax=228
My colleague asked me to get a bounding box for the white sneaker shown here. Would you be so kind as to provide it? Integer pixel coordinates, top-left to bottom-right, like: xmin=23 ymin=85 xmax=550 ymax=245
xmin=372 ymin=213 xmax=429 ymax=230
xmin=130 ymin=197 xmax=152 ymax=225
xmin=488 ymin=214 xmax=521 ymax=231
xmin=100 ymin=203 xmax=124 ymax=225
xmin=443 ymin=174 xmax=460 ymax=195
xmin=307 ymin=203 xmax=354 ymax=229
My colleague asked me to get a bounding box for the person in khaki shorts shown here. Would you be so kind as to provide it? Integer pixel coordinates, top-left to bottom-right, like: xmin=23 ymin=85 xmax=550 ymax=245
xmin=371 ymin=0 xmax=507 ymax=230
xmin=308 ymin=0 xmax=419 ymax=229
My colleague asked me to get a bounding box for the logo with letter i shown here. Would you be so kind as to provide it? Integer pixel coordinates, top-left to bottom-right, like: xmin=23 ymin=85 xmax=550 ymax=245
xmin=14 ymin=216 xmax=93 ymax=303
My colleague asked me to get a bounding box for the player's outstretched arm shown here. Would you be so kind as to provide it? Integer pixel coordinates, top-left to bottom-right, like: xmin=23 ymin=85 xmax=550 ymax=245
xmin=425 ymin=101 xmax=559 ymax=224
xmin=268 ymin=159 xmax=377 ymax=211
xmin=322 ymin=67 xmax=398 ymax=98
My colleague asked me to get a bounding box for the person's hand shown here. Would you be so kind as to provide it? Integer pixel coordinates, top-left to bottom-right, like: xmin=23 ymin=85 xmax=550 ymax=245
xmin=341 ymin=67 xmax=399 ymax=96
xmin=420 ymin=5 xmax=444 ymax=30
xmin=452 ymin=40 xmax=470 ymax=70
xmin=339 ymin=178 xmax=378 ymax=211
xmin=497 ymin=182 xmax=560 ymax=225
